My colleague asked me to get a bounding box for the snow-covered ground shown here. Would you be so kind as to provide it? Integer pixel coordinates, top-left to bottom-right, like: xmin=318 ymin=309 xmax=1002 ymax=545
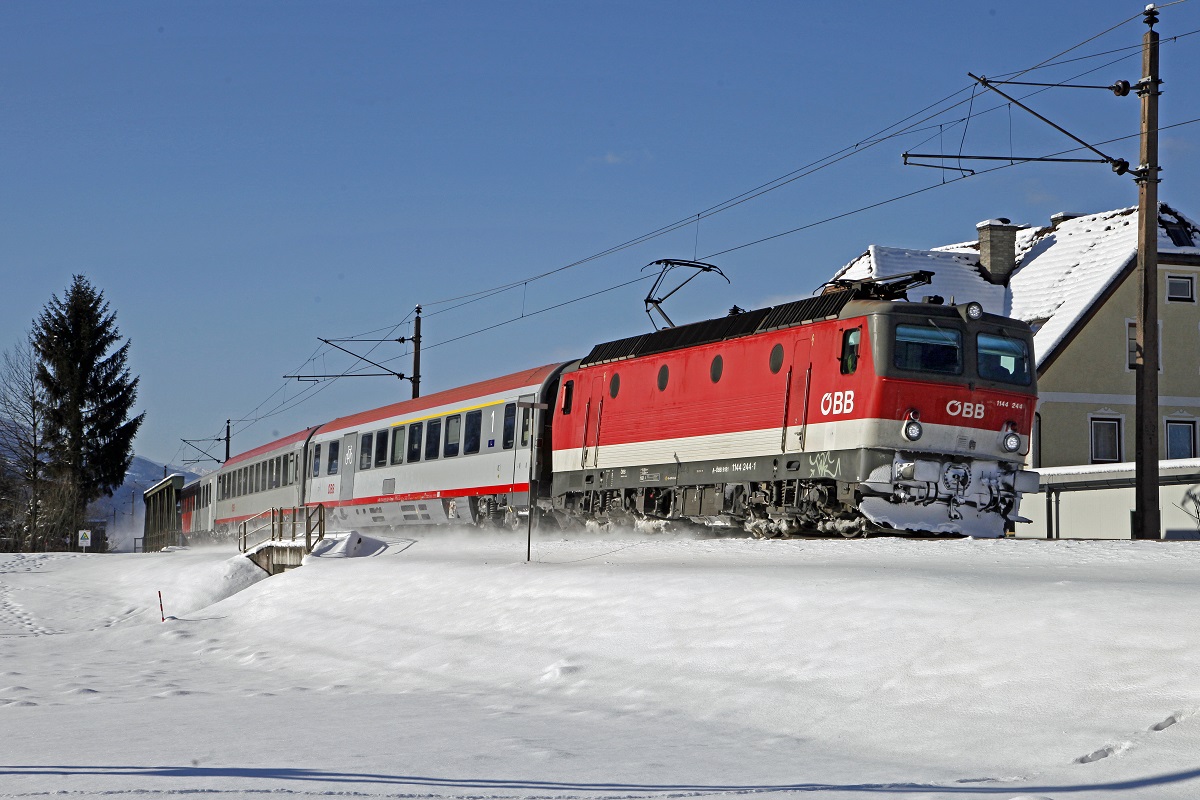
xmin=2 ymin=532 xmax=1199 ymax=799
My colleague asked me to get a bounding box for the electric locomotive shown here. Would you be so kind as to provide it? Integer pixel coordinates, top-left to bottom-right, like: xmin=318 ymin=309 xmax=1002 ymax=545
xmin=194 ymin=271 xmax=1038 ymax=540
xmin=547 ymin=272 xmax=1038 ymax=538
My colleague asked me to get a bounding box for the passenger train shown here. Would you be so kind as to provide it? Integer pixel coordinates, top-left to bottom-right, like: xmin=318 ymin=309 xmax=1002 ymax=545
xmin=180 ymin=271 xmax=1039 ymax=539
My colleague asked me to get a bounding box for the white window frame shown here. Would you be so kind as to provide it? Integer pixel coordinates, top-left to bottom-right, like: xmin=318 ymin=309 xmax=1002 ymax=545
xmin=1166 ymin=274 xmax=1196 ymax=303
xmin=1089 ymin=414 xmax=1124 ymax=464
xmin=1165 ymin=418 xmax=1197 ymax=460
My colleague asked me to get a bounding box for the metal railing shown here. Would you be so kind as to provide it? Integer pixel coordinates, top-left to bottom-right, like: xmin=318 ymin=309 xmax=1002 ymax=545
xmin=238 ymin=505 xmax=326 ymax=554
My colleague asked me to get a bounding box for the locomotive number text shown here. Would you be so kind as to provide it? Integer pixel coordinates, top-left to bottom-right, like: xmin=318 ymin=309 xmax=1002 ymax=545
xmin=820 ymin=390 xmax=855 ymax=416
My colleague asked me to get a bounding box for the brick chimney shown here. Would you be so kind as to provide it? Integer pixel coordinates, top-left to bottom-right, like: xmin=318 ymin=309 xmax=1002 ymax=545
xmin=976 ymin=218 xmax=1020 ymax=285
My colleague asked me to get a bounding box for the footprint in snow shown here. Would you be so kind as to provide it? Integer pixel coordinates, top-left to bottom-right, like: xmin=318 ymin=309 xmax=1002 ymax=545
xmin=540 ymin=660 xmax=583 ymax=682
xmin=1151 ymin=713 xmax=1182 ymax=731
xmin=1075 ymin=741 xmax=1131 ymax=764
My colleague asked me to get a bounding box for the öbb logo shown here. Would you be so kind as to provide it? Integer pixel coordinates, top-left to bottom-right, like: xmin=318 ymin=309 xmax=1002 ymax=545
xmin=820 ymin=390 xmax=854 ymax=416
xmin=946 ymin=400 xmax=985 ymax=419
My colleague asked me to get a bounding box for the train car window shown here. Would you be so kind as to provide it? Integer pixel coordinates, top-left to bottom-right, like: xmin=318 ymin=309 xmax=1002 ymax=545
xmin=840 ymin=328 xmax=861 ymax=375
xmin=374 ymin=430 xmax=389 ymax=467
xmin=520 ymin=406 xmax=532 ymax=448
xmin=391 ymin=426 xmax=405 ymax=465
xmin=710 ymin=354 xmax=723 ymax=383
xmin=327 ymin=441 xmax=339 ymax=475
xmin=407 ymin=422 xmax=423 ymax=463
xmin=609 ymin=373 xmax=620 ymax=399
xmin=268 ymin=459 xmax=277 ymax=490
xmin=657 ymin=364 xmax=669 ymax=391
xmin=894 ymin=323 xmax=962 ymax=375
xmin=464 ymin=410 xmax=482 ymax=454
xmin=312 ymin=444 xmax=322 ymax=478
xmin=561 ymin=380 xmax=574 ymax=414
xmin=444 ymin=415 xmax=461 ymax=458
xmin=425 ymin=418 xmax=442 ymax=461
xmin=259 ymin=462 xmax=267 ymax=492
xmin=502 ymin=403 xmax=516 ymax=449
xmin=769 ymin=343 xmax=784 ymax=374
xmin=976 ymin=333 xmax=1032 ymax=385
xmin=359 ymin=432 xmax=373 ymax=470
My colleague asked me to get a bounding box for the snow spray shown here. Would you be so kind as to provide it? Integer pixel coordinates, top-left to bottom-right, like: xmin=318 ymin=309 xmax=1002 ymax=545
xmin=158 ymin=591 xmax=165 ymax=623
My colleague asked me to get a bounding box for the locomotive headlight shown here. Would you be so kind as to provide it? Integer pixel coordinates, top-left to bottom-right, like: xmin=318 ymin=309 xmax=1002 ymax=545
xmin=1002 ymin=431 xmax=1022 ymax=452
xmin=903 ymin=419 xmax=924 ymax=442
xmin=965 ymin=301 xmax=984 ymax=320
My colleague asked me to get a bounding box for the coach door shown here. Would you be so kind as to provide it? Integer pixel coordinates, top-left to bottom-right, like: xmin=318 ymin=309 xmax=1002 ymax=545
xmin=784 ymin=337 xmax=814 ymax=453
xmin=510 ymin=394 xmax=535 ymax=500
xmin=339 ymin=432 xmax=358 ymax=503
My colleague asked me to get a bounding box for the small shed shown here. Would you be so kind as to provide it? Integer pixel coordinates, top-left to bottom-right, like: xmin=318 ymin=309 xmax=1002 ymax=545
xmin=142 ymin=474 xmax=185 ymax=552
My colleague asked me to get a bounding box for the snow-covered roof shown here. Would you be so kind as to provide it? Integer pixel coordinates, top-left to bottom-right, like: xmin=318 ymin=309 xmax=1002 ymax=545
xmin=833 ymin=203 xmax=1200 ymax=369
xmin=835 ymin=245 xmax=1010 ymax=315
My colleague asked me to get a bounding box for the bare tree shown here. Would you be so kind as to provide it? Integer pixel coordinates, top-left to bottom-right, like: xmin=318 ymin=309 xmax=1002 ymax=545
xmin=0 ymin=338 xmax=50 ymax=550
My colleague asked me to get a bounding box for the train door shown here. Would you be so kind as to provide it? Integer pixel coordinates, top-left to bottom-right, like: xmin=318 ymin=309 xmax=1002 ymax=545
xmin=582 ymin=377 xmax=604 ymax=468
xmin=339 ymin=432 xmax=358 ymax=503
xmin=510 ymin=394 xmax=535 ymax=499
xmin=784 ymin=337 xmax=814 ymax=453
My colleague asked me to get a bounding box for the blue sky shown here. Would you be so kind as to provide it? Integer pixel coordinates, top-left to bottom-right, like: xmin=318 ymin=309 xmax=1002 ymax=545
xmin=2 ymin=0 xmax=1198 ymax=467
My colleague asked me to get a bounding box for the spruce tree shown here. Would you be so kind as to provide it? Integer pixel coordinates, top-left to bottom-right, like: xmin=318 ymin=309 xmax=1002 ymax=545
xmin=32 ymin=276 xmax=144 ymax=547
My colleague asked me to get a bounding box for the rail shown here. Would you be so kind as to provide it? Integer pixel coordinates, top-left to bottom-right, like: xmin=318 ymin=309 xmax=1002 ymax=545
xmin=238 ymin=505 xmax=326 ymax=554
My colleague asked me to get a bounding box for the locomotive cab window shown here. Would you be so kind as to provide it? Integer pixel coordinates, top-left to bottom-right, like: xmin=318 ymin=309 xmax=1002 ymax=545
xmin=894 ymin=323 xmax=962 ymax=375
xmin=464 ymin=409 xmax=482 ymax=455
xmin=976 ymin=333 xmax=1032 ymax=385
xmin=840 ymin=328 xmax=861 ymax=375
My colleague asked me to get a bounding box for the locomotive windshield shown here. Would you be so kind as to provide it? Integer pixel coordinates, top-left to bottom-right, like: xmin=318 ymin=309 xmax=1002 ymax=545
xmin=893 ymin=323 xmax=962 ymax=374
xmin=976 ymin=332 xmax=1032 ymax=385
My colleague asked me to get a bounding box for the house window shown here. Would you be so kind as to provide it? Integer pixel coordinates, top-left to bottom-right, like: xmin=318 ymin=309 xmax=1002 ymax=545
xmin=1166 ymin=420 xmax=1196 ymax=460
xmin=1090 ymin=418 xmax=1122 ymax=464
xmin=1166 ymin=275 xmax=1195 ymax=303
xmin=1163 ymin=220 xmax=1196 ymax=248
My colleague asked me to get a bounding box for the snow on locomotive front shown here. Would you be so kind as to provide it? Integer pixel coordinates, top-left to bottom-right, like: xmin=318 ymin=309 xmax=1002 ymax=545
xmin=548 ymin=272 xmax=1039 ymax=538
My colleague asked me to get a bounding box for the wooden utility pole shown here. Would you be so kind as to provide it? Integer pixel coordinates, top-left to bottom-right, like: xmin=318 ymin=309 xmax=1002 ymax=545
xmin=1133 ymin=6 xmax=1161 ymax=539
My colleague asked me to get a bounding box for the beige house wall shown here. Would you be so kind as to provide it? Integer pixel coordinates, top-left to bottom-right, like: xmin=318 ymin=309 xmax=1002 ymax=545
xmin=1034 ymin=259 xmax=1200 ymax=468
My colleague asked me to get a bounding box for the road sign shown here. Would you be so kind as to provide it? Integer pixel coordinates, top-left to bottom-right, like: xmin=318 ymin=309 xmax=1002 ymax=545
xmin=78 ymin=529 xmax=92 ymax=550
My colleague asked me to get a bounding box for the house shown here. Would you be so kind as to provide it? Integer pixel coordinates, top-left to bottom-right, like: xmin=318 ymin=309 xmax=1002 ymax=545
xmin=833 ymin=203 xmax=1200 ymax=469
